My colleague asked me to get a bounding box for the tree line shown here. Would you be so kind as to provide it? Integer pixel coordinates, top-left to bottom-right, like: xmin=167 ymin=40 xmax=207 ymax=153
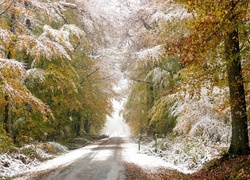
xmin=122 ymin=0 xmax=249 ymax=156
xmin=0 ymin=0 xmax=114 ymax=150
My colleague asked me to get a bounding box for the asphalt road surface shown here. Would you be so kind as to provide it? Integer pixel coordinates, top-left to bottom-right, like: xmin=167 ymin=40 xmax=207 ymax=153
xmin=43 ymin=137 xmax=125 ymax=180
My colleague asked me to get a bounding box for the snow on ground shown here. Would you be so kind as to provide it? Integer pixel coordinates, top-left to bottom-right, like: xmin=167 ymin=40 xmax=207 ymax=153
xmin=21 ymin=139 xmax=184 ymax=177
xmin=25 ymin=145 xmax=94 ymax=173
xmin=0 ymin=154 xmax=39 ymax=178
xmin=91 ymin=149 xmax=114 ymax=162
xmin=10 ymin=138 xmax=173 ymax=179
xmin=4 ymin=144 xmax=100 ymax=179
xmin=11 ymin=144 xmax=101 ymax=179
xmin=0 ymin=142 xmax=67 ymax=178
xmin=1 ymin=137 xmax=207 ymax=179
xmin=122 ymin=139 xmax=177 ymax=172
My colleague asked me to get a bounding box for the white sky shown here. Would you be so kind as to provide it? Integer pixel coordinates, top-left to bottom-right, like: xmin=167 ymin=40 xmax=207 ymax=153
xmin=102 ymin=98 xmax=131 ymax=137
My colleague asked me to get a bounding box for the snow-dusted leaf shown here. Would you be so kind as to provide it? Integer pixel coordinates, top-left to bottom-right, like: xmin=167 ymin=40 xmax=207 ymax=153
xmin=0 ymin=29 xmax=12 ymax=43
xmin=61 ymin=24 xmax=86 ymax=39
xmin=15 ymin=31 xmax=72 ymax=60
xmin=30 ymin=36 xmax=54 ymax=59
xmin=43 ymin=25 xmax=73 ymax=52
xmin=0 ymin=58 xmax=53 ymax=118
xmin=145 ymin=67 xmax=169 ymax=84
xmin=171 ymin=86 xmax=230 ymax=134
xmin=135 ymin=45 xmax=164 ymax=61
xmin=0 ymin=58 xmax=26 ymax=78
xmin=25 ymin=68 xmax=46 ymax=83
xmin=1 ymin=79 xmax=52 ymax=118
xmin=28 ymin=0 xmax=66 ymax=22
xmin=151 ymin=2 xmax=191 ymax=22
xmin=33 ymin=35 xmax=71 ymax=60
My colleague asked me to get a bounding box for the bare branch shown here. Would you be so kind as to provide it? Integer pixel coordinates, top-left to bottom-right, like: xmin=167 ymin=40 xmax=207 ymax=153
xmin=126 ymin=74 xmax=157 ymax=85
xmin=59 ymin=2 xmax=78 ymax=9
xmin=80 ymin=68 xmax=100 ymax=85
xmin=0 ymin=0 xmax=14 ymax=16
xmin=141 ymin=18 xmax=153 ymax=30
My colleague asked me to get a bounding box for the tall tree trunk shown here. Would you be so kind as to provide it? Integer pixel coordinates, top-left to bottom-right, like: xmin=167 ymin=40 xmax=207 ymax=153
xmin=4 ymin=0 xmax=17 ymax=136
xmin=84 ymin=118 xmax=91 ymax=134
xmin=3 ymin=96 xmax=12 ymax=134
xmin=4 ymin=53 xmax=12 ymax=134
xmin=226 ymin=27 xmax=249 ymax=155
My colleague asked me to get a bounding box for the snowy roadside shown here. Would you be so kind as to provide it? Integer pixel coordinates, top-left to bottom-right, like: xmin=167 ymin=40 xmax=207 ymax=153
xmin=122 ymin=136 xmax=228 ymax=175
xmin=15 ymin=140 xmax=115 ymax=180
xmin=0 ymin=142 xmax=68 ymax=179
xmin=121 ymin=139 xmax=178 ymax=173
xmin=0 ymin=142 xmax=100 ymax=179
xmin=1 ymin=136 xmax=227 ymax=179
xmin=0 ymin=137 xmax=227 ymax=179
xmin=0 ymin=137 xmax=181 ymax=179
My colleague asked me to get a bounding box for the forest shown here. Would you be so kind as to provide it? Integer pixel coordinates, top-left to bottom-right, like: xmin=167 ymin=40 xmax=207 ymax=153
xmin=123 ymin=0 xmax=250 ymax=154
xmin=0 ymin=0 xmax=116 ymax=149
xmin=0 ymin=0 xmax=249 ymax=176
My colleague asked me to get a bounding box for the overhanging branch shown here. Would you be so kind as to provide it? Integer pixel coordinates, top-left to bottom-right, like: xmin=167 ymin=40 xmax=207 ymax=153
xmin=126 ymin=74 xmax=157 ymax=85
xmin=80 ymin=68 xmax=100 ymax=85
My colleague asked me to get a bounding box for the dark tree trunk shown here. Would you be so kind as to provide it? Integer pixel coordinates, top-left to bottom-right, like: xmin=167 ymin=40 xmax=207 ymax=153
xmin=3 ymin=0 xmax=17 ymax=136
xmin=4 ymin=54 xmax=12 ymax=135
xmin=84 ymin=119 xmax=91 ymax=134
xmin=225 ymin=27 xmax=249 ymax=155
xmin=75 ymin=121 xmax=80 ymax=137
xmin=3 ymin=96 xmax=12 ymax=134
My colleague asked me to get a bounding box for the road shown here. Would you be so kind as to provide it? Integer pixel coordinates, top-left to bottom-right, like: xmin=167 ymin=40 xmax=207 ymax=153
xmin=42 ymin=137 xmax=125 ymax=180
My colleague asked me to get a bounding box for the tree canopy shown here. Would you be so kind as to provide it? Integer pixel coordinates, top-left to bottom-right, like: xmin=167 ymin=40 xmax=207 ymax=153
xmin=0 ymin=0 xmax=114 ymax=148
xmin=122 ymin=0 xmax=250 ymax=156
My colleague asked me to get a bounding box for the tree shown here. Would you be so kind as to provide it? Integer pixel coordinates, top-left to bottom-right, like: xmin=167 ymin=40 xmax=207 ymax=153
xmin=121 ymin=0 xmax=188 ymax=135
xmin=0 ymin=0 xmax=85 ymax=141
xmin=225 ymin=0 xmax=249 ymax=155
xmin=172 ymin=0 xmax=250 ymax=155
xmin=0 ymin=0 xmax=121 ymax=146
xmin=123 ymin=82 xmax=150 ymax=134
xmin=0 ymin=0 xmax=57 ymax=137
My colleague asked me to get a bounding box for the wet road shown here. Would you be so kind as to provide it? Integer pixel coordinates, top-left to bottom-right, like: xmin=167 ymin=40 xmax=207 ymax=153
xmin=44 ymin=137 xmax=125 ymax=180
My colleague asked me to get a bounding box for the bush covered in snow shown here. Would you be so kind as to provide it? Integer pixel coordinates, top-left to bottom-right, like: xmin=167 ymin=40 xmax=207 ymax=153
xmin=124 ymin=85 xmax=232 ymax=173
xmin=139 ymin=86 xmax=231 ymax=173
xmin=48 ymin=142 xmax=68 ymax=154
xmin=141 ymin=131 xmax=229 ymax=173
xmin=0 ymin=142 xmax=68 ymax=179
xmin=0 ymin=153 xmax=39 ymax=178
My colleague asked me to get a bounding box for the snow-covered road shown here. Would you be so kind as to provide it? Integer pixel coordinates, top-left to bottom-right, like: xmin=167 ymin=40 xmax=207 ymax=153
xmin=36 ymin=137 xmax=124 ymax=180
xmin=15 ymin=137 xmax=171 ymax=180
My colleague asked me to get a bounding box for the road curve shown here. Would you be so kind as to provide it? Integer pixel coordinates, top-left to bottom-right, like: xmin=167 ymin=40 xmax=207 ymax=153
xmin=44 ymin=137 xmax=125 ymax=180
